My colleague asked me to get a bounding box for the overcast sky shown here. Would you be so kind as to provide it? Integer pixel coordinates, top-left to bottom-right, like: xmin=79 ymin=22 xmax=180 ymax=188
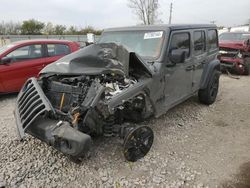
xmin=0 ymin=0 xmax=249 ymax=29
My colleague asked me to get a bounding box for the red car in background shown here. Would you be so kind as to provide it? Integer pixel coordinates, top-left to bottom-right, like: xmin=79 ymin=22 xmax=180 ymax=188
xmin=218 ymin=32 xmax=250 ymax=75
xmin=0 ymin=39 xmax=80 ymax=93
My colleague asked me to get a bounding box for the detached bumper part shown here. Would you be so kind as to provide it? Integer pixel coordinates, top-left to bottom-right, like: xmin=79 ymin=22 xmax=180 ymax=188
xmin=220 ymin=62 xmax=234 ymax=73
xmin=220 ymin=61 xmax=246 ymax=75
xmin=27 ymin=118 xmax=92 ymax=157
xmin=14 ymin=78 xmax=92 ymax=158
xmin=15 ymin=77 xmax=55 ymax=138
xmin=220 ymin=62 xmax=234 ymax=69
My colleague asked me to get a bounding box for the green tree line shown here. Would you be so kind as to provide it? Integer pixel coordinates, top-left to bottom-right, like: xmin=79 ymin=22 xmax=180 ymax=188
xmin=0 ymin=19 xmax=103 ymax=35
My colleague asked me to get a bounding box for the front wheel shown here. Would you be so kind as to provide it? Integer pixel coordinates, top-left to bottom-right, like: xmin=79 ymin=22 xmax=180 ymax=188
xmin=198 ymin=70 xmax=220 ymax=105
xmin=123 ymin=126 xmax=154 ymax=162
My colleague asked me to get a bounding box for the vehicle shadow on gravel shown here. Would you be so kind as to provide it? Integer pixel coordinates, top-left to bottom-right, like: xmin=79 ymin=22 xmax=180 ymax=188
xmin=2 ymin=94 xmax=203 ymax=166
xmin=0 ymin=93 xmax=17 ymax=101
xmin=76 ymin=96 xmax=202 ymax=164
xmin=147 ymin=95 xmax=202 ymax=126
xmin=220 ymin=162 xmax=250 ymax=188
xmin=88 ymin=97 xmax=200 ymax=161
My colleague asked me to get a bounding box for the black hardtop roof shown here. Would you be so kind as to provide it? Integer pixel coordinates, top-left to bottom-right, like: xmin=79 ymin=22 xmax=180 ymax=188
xmin=104 ymin=24 xmax=217 ymax=32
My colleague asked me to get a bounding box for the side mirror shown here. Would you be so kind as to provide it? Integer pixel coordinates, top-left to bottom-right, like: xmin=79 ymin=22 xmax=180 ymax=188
xmin=169 ymin=49 xmax=186 ymax=64
xmin=0 ymin=57 xmax=12 ymax=65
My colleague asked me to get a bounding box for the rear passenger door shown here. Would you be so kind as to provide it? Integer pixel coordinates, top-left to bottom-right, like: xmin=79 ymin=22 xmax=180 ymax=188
xmin=44 ymin=43 xmax=71 ymax=66
xmin=192 ymin=30 xmax=207 ymax=91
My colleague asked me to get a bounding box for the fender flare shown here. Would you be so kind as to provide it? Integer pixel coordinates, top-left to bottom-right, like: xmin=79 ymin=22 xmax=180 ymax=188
xmin=200 ymin=59 xmax=221 ymax=90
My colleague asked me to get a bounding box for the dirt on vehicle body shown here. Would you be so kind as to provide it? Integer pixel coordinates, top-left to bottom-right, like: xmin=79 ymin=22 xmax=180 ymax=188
xmin=218 ymin=32 xmax=250 ymax=75
xmin=14 ymin=24 xmax=220 ymax=162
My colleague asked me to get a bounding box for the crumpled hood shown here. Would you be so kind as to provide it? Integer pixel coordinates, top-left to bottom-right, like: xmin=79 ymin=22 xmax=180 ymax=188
xmin=40 ymin=43 xmax=152 ymax=77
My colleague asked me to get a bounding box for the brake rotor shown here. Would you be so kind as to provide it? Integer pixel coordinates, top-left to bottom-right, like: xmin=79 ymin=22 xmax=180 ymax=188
xmin=123 ymin=126 xmax=154 ymax=162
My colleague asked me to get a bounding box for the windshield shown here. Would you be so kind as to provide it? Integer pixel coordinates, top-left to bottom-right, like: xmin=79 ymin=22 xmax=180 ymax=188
xmin=0 ymin=44 xmax=15 ymax=54
xmin=98 ymin=31 xmax=165 ymax=59
xmin=219 ymin=33 xmax=250 ymax=41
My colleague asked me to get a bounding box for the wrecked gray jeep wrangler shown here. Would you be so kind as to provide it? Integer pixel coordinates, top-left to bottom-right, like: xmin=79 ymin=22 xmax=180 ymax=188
xmin=14 ymin=24 xmax=220 ymax=162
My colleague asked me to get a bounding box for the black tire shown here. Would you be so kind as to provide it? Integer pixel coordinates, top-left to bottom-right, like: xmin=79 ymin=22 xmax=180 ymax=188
xmin=123 ymin=126 xmax=154 ymax=162
xmin=244 ymin=57 xmax=250 ymax=75
xmin=198 ymin=70 xmax=220 ymax=105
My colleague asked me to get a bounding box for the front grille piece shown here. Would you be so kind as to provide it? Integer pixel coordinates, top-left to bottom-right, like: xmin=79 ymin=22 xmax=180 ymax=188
xmin=219 ymin=47 xmax=239 ymax=58
xmin=14 ymin=77 xmax=54 ymax=138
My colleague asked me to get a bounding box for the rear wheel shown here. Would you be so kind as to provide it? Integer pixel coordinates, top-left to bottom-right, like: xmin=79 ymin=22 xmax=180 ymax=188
xmin=198 ymin=70 xmax=220 ymax=105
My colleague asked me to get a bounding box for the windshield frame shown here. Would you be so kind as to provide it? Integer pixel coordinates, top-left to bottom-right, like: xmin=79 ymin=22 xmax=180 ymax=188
xmin=98 ymin=30 xmax=166 ymax=61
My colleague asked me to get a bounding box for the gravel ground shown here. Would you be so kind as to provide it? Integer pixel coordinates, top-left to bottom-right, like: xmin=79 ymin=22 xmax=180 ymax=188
xmin=0 ymin=75 xmax=250 ymax=188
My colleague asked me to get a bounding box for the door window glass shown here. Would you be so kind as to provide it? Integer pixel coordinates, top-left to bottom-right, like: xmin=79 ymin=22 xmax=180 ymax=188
xmin=169 ymin=33 xmax=190 ymax=57
xmin=47 ymin=44 xmax=70 ymax=56
xmin=194 ymin=31 xmax=206 ymax=55
xmin=208 ymin=29 xmax=218 ymax=50
xmin=6 ymin=45 xmax=42 ymax=62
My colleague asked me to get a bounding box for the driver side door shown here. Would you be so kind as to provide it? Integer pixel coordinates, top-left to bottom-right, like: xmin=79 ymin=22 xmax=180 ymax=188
xmin=164 ymin=31 xmax=194 ymax=109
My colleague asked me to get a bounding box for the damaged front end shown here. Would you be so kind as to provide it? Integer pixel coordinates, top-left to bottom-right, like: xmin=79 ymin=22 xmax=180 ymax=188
xmin=218 ymin=35 xmax=250 ymax=75
xmin=14 ymin=43 xmax=154 ymax=162
xmin=218 ymin=47 xmax=248 ymax=75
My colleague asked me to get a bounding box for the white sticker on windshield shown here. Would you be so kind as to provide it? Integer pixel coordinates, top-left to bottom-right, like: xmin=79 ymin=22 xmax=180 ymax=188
xmin=144 ymin=31 xmax=163 ymax=39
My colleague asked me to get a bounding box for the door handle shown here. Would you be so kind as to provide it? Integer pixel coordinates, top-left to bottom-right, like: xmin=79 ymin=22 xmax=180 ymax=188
xmin=185 ymin=65 xmax=194 ymax=71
